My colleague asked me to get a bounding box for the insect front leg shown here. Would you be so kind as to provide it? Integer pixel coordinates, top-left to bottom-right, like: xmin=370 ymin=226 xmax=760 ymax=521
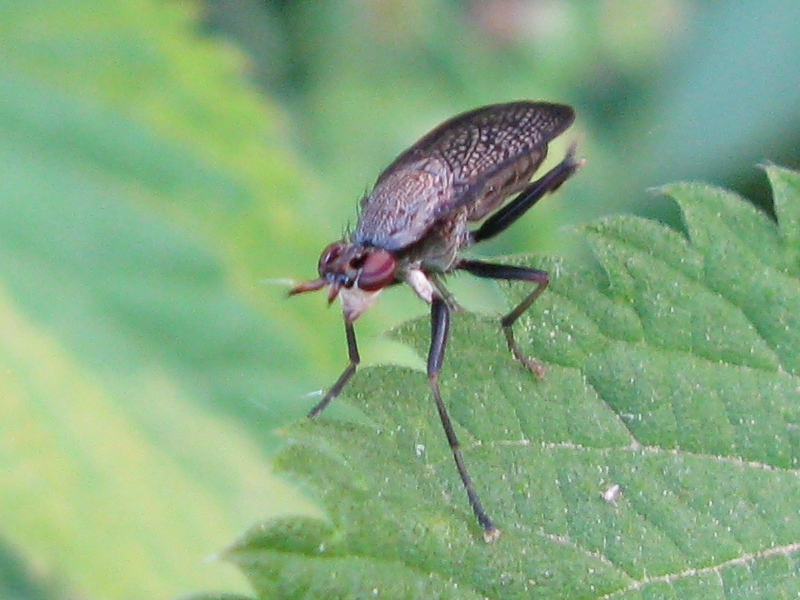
xmin=457 ymin=260 xmax=550 ymax=377
xmin=308 ymin=320 xmax=360 ymax=418
xmin=428 ymin=295 xmax=500 ymax=542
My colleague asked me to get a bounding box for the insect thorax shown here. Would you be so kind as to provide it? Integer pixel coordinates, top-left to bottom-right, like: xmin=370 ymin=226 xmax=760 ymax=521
xmin=395 ymin=209 xmax=471 ymax=275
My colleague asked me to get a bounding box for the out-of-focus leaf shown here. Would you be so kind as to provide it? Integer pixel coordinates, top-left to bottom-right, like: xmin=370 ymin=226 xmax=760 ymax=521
xmin=0 ymin=2 xmax=321 ymax=599
xmin=225 ymin=168 xmax=800 ymax=598
xmin=182 ymin=595 xmax=255 ymax=600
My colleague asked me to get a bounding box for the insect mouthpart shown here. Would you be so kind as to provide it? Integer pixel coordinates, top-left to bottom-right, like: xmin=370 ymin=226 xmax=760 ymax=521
xmin=289 ymin=241 xmax=398 ymax=321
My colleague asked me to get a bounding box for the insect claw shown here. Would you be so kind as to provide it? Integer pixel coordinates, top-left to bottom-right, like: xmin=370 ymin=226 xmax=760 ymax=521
xmin=521 ymin=356 xmax=547 ymax=379
xmin=504 ymin=326 xmax=547 ymax=378
xmin=483 ymin=526 xmax=502 ymax=543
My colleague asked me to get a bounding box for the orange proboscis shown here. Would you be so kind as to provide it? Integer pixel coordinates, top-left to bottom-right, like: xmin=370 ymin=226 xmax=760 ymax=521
xmin=289 ymin=278 xmax=341 ymax=305
xmin=288 ymin=278 xmax=325 ymax=296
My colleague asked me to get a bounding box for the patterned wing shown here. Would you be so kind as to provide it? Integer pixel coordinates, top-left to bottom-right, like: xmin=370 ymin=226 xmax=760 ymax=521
xmin=352 ymin=101 xmax=575 ymax=250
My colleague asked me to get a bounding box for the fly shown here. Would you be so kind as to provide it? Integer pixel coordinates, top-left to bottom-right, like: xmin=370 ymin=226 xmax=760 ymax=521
xmin=290 ymin=101 xmax=583 ymax=542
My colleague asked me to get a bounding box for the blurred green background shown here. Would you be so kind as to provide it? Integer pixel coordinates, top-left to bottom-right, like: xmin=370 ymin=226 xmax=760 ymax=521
xmin=0 ymin=1 xmax=798 ymax=598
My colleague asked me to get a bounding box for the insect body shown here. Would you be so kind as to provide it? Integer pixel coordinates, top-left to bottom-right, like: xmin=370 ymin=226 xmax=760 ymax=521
xmin=291 ymin=101 xmax=582 ymax=542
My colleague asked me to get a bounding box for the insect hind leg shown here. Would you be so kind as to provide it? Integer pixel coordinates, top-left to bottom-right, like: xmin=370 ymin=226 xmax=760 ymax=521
xmin=458 ymin=260 xmax=549 ymax=377
xmin=471 ymin=144 xmax=582 ymax=244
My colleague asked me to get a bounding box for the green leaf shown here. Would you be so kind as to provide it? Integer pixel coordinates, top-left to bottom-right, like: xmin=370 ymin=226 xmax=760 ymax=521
xmin=226 ymin=169 xmax=800 ymax=599
xmin=0 ymin=3 xmax=321 ymax=599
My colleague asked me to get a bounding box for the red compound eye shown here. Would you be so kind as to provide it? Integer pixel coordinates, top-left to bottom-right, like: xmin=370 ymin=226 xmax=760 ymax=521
xmin=357 ymin=249 xmax=396 ymax=291
xmin=318 ymin=241 xmax=345 ymax=274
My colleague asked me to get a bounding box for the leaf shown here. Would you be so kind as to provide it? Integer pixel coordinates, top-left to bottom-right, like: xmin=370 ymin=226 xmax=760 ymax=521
xmin=0 ymin=3 xmax=320 ymax=600
xmin=225 ymin=168 xmax=800 ymax=599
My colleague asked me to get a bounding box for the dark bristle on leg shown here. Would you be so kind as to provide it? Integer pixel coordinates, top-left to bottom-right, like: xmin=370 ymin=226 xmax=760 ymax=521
xmin=429 ymin=296 xmax=500 ymax=542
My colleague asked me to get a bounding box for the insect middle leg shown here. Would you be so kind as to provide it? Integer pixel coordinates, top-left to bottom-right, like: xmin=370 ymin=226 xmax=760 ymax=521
xmin=457 ymin=260 xmax=550 ymax=377
xmin=429 ymin=295 xmax=500 ymax=542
